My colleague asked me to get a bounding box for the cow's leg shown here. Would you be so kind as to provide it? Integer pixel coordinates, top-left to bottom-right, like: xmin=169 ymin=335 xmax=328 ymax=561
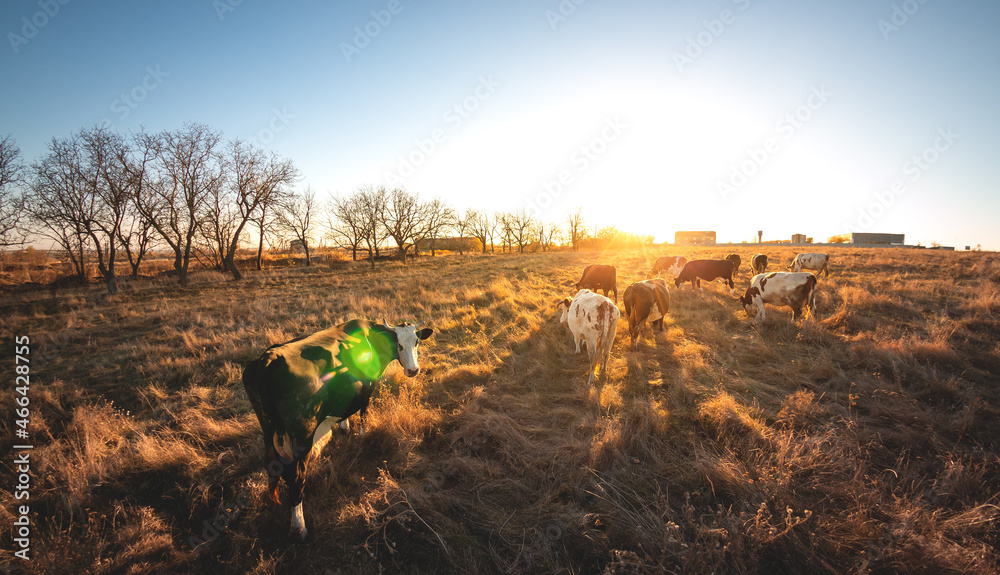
xmin=261 ymin=426 xmax=283 ymax=505
xmin=285 ymin=457 xmax=309 ymax=541
xmin=357 ymin=400 xmax=370 ymax=437
xmin=574 ymin=332 xmax=582 ymax=354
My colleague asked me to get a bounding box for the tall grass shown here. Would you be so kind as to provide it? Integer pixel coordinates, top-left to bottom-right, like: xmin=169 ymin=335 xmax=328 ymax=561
xmin=1 ymin=247 xmax=998 ymax=574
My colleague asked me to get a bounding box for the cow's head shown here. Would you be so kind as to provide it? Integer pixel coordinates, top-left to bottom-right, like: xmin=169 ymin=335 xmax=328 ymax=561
xmin=556 ymin=297 xmax=573 ymax=323
xmin=384 ymin=321 xmax=434 ymax=377
xmin=674 ymin=277 xmax=682 ymax=288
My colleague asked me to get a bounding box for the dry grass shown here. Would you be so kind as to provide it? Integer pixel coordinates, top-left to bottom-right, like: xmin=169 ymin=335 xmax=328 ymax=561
xmin=1 ymin=246 xmax=999 ymax=574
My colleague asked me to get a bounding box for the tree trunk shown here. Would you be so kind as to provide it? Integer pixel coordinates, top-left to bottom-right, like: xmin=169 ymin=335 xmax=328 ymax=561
xmin=303 ymin=244 xmax=311 ymax=267
xmin=256 ymin=228 xmax=265 ymax=270
xmin=224 ymin=254 xmax=243 ymax=280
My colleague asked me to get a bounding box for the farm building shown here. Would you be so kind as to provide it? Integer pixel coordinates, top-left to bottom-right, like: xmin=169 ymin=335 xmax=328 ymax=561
xmin=791 ymin=233 xmax=808 ymax=244
xmin=415 ymin=237 xmax=482 ymax=252
xmin=851 ymin=233 xmax=905 ymax=245
xmin=674 ymin=231 xmax=716 ymax=245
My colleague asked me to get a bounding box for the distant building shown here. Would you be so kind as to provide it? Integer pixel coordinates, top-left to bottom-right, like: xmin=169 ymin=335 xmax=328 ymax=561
xmin=851 ymin=233 xmax=905 ymax=246
xmin=675 ymin=231 xmax=716 ymax=245
xmin=791 ymin=233 xmax=807 ymax=244
xmin=415 ymin=237 xmax=481 ymax=252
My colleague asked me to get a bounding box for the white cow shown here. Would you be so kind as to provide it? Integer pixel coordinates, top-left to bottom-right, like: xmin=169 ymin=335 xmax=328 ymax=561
xmin=788 ymin=253 xmax=829 ymax=276
xmin=740 ymin=272 xmax=818 ymax=325
xmin=557 ymin=289 xmax=619 ymax=385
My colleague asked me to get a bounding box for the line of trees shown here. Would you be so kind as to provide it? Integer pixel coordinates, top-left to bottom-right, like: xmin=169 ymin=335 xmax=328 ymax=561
xmin=2 ymin=123 xmax=300 ymax=292
xmin=1 ymin=125 xmax=653 ymax=293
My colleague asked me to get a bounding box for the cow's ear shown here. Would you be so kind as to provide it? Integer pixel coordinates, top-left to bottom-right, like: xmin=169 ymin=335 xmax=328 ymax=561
xmin=417 ymin=327 xmax=434 ymax=341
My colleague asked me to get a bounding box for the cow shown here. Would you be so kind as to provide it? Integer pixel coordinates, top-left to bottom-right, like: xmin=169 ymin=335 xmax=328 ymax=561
xmin=557 ymin=289 xmax=619 ymax=385
xmin=725 ymin=253 xmax=742 ymax=276
xmin=739 ymin=272 xmax=817 ymax=325
xmin=674 ymin=260 xmax=736 ymax=295
xmin=242 ymin=319 xmax=434 ymax=540
xmin=623 ymin=278 xmax=670 ymax=349
xmin=751 ymin=253 xmax=768 ymax=275
xmin=646 ymin=256 xmax=687 ymax=279
xmin=575 ymin=264 xmax=617 ymax=303
xmin=788 ymin=253 xmax=829 ymax=277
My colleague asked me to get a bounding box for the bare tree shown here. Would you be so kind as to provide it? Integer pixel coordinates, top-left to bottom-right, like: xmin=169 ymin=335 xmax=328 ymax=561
xmin=78 ymin=125 xmax=143 ymax=294
xmin=467 ymin=209 xmax=492 ymax=254
xmin=497 ymin=213 xmax=515 ymax=253
xmin=276 ymin=187 xmax=318 ymax=266
xmin=379 ymin=187 xmax=426 ymax=263
xmin=328 ymin=191 xmax=368 ymax=261
xmin=134 ymin=123 xmax=224 ymax=286
xmin=25 ymin=134 xmax=92 ymax=282
xmin=453 ymin=207 xmax=475 ymax=255
xmin=417 ymin=197 xmax=454 ymax=256
xmin=203 ymin=139 xmax=298 ymax=280
xmin=536 ymin=220 xmax=559 ymax=252
xmin=343 ymin=185 xmax=388 ymax=268
xmin=117 ymin=209 xmax=156 ymax=278
xmin=567 ymin=206 xmax=586 ymax=252
xmin=0 ymin=135 xmax=26 ymax=248
xmin=509 ymin=210 xmax=533 ymax=254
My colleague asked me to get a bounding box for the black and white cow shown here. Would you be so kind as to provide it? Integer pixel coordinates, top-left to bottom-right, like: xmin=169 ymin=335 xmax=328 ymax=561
xmin=674 ymin=260 xmax=736 ymax=295
xmin=788 ymin=253 xmax=829 ymax=277
xmin=242 ymin=319 xmax=433 ymax=540
xmin=646 ymin=256 xmax=687 ymax=279
xmin=739 ymin=272 xmax=817 ymax=325
xmin=751 ymin=253 xmax=768 ymax=275
xmin=623 ymin=278 xmax=670 ymax=349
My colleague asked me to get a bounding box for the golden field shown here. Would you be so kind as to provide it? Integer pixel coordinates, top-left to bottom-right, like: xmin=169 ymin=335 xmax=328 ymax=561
xmin=1 ymin=246 xmax=999 ymax=574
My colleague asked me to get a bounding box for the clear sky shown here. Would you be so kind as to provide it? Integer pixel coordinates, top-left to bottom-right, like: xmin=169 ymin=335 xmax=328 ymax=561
xmin=3 ymin=1 xmax=999 ymax=249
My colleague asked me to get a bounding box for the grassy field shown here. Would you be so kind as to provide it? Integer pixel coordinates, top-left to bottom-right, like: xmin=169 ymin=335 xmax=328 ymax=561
xmin=1 ymin=246 xmax=999 ymax=574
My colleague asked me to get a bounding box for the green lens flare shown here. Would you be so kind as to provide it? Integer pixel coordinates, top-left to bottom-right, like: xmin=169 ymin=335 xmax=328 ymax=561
xmin=340 ymin=327 xmax=390 ymax=380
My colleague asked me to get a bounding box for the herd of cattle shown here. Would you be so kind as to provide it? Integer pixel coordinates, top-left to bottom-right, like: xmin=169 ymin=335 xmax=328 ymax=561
xmin=561 ymin=252 xmax=830 ymax=384
xmin=241 ymin=251 xmax=831 ymax=539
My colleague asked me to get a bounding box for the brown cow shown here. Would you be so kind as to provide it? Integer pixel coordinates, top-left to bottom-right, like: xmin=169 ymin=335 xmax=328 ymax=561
xmin=623 ymin=278 xmax=670 ymax=349
xmin=725 ymin=253 xmax=742 ymax=276
xmin=575 ymin=264 xmax=617 ymax=303
xmin=751 ymin=253 xmax=768 ymax=275
xmin=674 ymin=260 xmax=736 ymax=295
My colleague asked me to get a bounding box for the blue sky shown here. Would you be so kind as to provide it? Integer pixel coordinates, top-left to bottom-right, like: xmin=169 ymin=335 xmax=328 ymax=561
xmin=3 ymin=0 xmax=999 ymax=249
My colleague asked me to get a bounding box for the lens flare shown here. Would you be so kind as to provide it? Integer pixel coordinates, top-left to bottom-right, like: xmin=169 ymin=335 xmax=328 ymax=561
xmin=339 ymin=327 xmax=391 ymax=380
